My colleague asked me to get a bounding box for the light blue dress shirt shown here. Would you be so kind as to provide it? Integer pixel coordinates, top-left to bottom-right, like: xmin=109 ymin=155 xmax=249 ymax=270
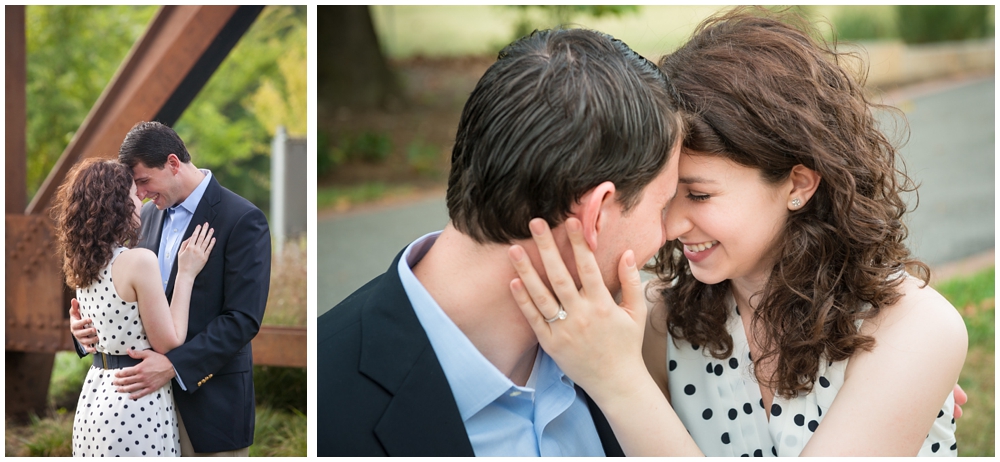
xmin=398 ymin=231 xmax=606 ymax=457
xmin=158 ymin=170 xmax=212 ymax=290
xmin=156 ymin=169 xmax=211 ymax=391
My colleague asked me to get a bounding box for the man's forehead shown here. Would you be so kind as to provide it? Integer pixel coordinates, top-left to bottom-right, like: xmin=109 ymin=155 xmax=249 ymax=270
xmin=130 ymin=162 xmax=158 ymax=177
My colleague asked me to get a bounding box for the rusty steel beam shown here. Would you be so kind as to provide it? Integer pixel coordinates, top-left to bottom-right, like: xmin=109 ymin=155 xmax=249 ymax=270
xmin=7 ymin=5 xmax=27 ymax=213
xmin=251 ymin=325 xmax=307 ymax=368
xmin=26 ymin=5 xmax=263 ymax=215
xmin=5 ymin=6 xmax=58 ymax=423
xmin=8 ymin=6 xmax=268 ymax=420
xmin=5 ymin=216 xmax=70 ymax=353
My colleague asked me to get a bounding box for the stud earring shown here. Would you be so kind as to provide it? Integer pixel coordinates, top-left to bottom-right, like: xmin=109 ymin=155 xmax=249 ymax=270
xmin=791 ymin=198 xmax=802 ymax=208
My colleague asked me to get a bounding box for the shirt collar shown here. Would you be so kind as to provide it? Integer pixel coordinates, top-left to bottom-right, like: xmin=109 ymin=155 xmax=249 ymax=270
xmin=398 ymin=231 xmax=573 ymax=421
xmin=172 ymin=169 xmax=212 ymax=214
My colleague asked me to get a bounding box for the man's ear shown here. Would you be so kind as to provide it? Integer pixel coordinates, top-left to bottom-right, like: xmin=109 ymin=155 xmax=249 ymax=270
xmin=786 ymin=164 xmax=821 ymax=210
xmin=166 ymin=154 xmax=181 ymax=174
xmin=576 ymin=181 xmax=616 ymax=251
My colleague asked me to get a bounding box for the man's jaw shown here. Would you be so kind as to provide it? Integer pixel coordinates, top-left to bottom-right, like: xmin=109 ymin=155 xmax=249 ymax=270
xmin=147 ymin=193 xmax=167 ymax=210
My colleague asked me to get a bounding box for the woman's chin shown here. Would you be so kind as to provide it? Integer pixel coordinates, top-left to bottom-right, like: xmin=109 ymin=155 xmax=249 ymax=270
xmin=690 ymin=266 xmax=727 ymax=285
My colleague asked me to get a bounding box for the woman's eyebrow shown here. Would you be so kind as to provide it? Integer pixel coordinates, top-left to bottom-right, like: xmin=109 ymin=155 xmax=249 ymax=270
xmin=678 ymin=176 xmax=717 ymax=185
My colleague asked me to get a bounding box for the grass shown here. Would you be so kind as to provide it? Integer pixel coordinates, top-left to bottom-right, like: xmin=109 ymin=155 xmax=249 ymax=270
xmin=6 ymin=403 xmax=306 ymax=457
xmin=6 ymin=360 xmax=308 ymax=457
xmin=932 ymin=266 xmax=995 ymax=457
xmin=317 ymin=181 xmax=418 ymax=212
xmin=5 ymin=411 xmax=74 ymax=457
xmin=249 ymin=404 xmax=307 ymax=457
xmin=935 ymin=266 xmax=995 ymax=351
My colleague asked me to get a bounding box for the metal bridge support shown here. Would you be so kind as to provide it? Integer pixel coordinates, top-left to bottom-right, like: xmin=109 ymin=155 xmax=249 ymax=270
xmin=5 ymin=5 xmax=266 ymax=421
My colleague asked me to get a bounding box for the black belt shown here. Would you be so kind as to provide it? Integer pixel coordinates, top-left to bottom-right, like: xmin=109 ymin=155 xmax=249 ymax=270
xmin=93 ymin=351 xmax=143 ymax=370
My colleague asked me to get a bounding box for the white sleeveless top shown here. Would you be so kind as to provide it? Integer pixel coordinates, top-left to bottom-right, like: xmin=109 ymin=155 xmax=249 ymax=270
xmin=666 ymin=295 xmax=958 ymax=456
xmin=75 ymin=246 xmax=152 ymax=355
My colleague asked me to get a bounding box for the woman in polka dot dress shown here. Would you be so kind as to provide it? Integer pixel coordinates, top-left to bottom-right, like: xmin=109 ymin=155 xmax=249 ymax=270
xmin=506 ymin=8 xmax=967 ymax=457
xmin=53 ymin=159 xmax=215 ymax=457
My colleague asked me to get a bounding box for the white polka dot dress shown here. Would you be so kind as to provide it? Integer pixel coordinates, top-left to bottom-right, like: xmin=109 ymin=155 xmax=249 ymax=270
xmin=666 ymin=295 xmax=958 ymax=456
xmin=72 ymin=247 xmax=180 ymax=457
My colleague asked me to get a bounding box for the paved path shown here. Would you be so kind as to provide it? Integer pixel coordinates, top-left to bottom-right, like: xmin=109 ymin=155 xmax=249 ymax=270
xmin=889 ymin=77 xmax=995 ymax=269
xmin=317 ymin=76 xmax=995 ymax=315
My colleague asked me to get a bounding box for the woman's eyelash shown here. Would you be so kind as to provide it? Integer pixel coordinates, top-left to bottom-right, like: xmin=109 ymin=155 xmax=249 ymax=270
xmin=687 ymin=193 xmax=710 ymax=202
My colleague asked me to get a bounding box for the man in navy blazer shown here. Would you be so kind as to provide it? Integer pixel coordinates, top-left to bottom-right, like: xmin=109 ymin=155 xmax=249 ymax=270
xmin=318 ymin=29 xmax=682 ymax=456
xmin=72 ymin=121 xmax=271 ymax=456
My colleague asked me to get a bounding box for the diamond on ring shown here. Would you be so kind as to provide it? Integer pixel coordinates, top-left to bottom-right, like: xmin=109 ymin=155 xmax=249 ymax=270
xmin=545 ymin=306 xmax=567 ymax=323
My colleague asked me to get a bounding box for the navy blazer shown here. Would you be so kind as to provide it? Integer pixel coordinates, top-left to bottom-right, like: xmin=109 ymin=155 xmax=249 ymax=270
xmin=138 ymin=175 xmax=271 ymax=453
xmin=317 ymin=249 xmax=624 ymax=456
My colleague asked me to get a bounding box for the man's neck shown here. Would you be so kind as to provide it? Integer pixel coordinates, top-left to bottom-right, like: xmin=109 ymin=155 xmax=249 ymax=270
xmin=173 ymin=164 xmax=206 ymax=206
xmin=412 ymin=224 xmax=538 ymax=386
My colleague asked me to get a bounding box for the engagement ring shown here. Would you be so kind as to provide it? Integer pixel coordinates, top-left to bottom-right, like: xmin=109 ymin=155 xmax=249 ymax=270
xmin=544 ymin=306 xmax=567 ymax=323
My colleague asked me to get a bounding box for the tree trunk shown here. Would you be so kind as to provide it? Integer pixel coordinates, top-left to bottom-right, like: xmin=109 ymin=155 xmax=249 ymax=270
xmin=317 ymin=6 xmax=402 ymax=112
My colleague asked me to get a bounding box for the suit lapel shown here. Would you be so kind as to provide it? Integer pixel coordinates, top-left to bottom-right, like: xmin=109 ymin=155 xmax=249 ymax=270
xmin=165 ymin=177 xmax=220 ymax=298
xmin=360 ymin=252 xmax=474 ymax=457
xmin=137 ymin=202 xmax=166 ymax=252
xmin=583 ymin=389 xmax=625 ymax=456
xmin=356 ymin=251 xmax=623 ymax=457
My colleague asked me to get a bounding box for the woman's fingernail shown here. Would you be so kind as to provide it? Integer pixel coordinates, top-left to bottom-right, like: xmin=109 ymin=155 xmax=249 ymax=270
xmin=509 ymin=246 xmax=524 ymax=262
xmin=529 ymin=218 xmax=545 ymax=236
xmin=625 ymin=250 xmax=635 ymax=268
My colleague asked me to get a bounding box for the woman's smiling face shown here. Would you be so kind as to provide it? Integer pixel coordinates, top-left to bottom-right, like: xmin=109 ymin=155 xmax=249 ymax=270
xmin=664 ymin=151 xmax=791 ymax=287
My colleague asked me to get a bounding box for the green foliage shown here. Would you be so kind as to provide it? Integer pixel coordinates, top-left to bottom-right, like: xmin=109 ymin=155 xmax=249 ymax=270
xmin=406 ymin=139 xmax=441 ymax=177
xmin=354 ymin=132 xmax=393 ymax=163
xmin=896 ymin=6 xmax=993 ymax=44
xmin=507 ymin=5 xmax=640 ymax=41
xmin=174 ymin=5 xmax=306 ymax=214
xmin=328 ymin=131 xmax=393 ymax=165
xmin=24 ymin=6 xmax=158 ymax=201
xmin=253 ymin=365 xmax=306 ymax=413
xmin=317 ymin=130 xmax=334 ymax=177
xmin=833 ymin=6 xmax=898 ymax=41
xmin=48 ymin=351 xmax=90 ymax=409
xmin=23 ymin=6 xmax=305 ymax=215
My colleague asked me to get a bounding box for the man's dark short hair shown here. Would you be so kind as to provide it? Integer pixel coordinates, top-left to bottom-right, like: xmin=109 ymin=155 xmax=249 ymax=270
xmin=118 ymin=121 xmax=191 ymax=169
xmin=446 ymin=28 xmax=679 ymax=244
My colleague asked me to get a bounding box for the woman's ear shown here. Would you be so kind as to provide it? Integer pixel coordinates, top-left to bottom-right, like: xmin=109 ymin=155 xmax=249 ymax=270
xmin=577 ymin=181 xmax=616 ymax=251
xmin=786 ymin=164 xmax=821 ymax=210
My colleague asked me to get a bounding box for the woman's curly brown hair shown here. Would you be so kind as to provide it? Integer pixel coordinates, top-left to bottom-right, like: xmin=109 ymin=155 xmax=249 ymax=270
xmin=53 ymin=159 xmax=139 ymax=288
xmin=651 ymin=7 xmax=929 ymax=398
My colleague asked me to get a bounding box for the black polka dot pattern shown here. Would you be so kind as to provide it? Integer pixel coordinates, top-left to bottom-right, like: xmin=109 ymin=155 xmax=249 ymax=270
xmin=71 ymin=247 xmax=179 ymax=457
xmin=665 ymin=300 xmax=958 ymax=457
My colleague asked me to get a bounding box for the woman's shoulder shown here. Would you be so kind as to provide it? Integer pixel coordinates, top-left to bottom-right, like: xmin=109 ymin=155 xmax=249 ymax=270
xmin=863 ymin=275 xmax=967 ymax=354
xmin=113 ymin=247 xmax=158 ymax=271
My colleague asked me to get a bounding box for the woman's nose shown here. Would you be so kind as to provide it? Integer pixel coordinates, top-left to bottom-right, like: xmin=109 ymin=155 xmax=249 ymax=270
xmin=664 ymin=198 xmax=691 ymax=241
